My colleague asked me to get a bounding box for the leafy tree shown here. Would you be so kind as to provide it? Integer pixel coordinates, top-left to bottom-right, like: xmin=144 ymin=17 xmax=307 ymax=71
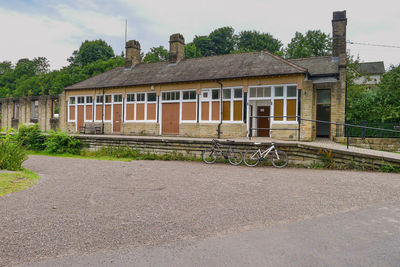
xmin=193 ymin=35 xmax=213 ymax=57
xmin=209 ymin=26 xmax=235 ymax=55
xmin=236 ymin=30 xmax=282 ymax=54
xmin=142 ymin=46 xmax=169 ymax=63
xmin=0 ymin=61 xmax=12 ymax=75
xmin=375 ymin=65 xmax=400 ymax=122
xmin=184 ymin=43 xmax=202 ymax=59
xmin=285 ymin=30 xmax=332 ymax=58
xmin=68 ymin=39 xmax=115 ymax=67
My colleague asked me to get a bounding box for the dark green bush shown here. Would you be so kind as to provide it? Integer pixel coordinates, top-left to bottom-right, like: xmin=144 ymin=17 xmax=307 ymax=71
xmin=14 ymin=124 xmax=45 ymax=151
xmin=0 ymin=132 xmax=27 ymax=171
xmin=44 ymin=130 xmax=82 ymax=154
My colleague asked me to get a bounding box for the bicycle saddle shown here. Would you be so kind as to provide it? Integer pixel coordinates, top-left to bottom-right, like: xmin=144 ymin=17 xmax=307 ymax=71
xmin=225 ymin=139 xmax=235 ymax=143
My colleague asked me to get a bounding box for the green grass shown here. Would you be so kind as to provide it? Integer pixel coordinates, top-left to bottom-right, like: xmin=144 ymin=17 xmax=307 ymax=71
xmin=28 ymin=150 xmax=133 ymax=162
xmin=0 ymin=169 xmax=40 ymax=197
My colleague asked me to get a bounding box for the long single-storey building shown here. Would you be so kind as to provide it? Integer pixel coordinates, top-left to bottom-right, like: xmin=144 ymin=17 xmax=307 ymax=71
xmin=0 ymin=11 xmax=347 ymax=141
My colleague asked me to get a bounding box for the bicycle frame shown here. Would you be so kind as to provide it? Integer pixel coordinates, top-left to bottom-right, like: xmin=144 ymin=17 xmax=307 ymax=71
xmin=250 ymin=144 xmax=280 ymax=160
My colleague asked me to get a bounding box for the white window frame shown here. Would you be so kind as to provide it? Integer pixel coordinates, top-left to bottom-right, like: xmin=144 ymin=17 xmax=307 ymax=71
xmin=124 ymin=92 xmax=158 ymax=123
xmin=248 ymin=84 xmax=298 ymax=124
xmin=68 ymin=96 xmax=76 ymax=122
xmin=199 ymin=87 xmax=243 ymax=123
xmin=180 ymin=89 xmax=197 ymax=123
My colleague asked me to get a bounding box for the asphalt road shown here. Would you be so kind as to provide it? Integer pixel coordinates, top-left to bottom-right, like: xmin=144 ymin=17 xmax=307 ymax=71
xmin=1 ymin=156 xmax=400 ymax=266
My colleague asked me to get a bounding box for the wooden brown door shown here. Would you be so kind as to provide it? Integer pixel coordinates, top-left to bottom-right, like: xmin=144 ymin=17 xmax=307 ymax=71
xmin=113 ymin=104 xmax=122 ymax=133
xmin=77 ymin=105 xmax=84 ymax=131
xmin=162 ymin=103 xmax=179 ymax=134
xmin=257 ymin=106 xmax=270 ymax=137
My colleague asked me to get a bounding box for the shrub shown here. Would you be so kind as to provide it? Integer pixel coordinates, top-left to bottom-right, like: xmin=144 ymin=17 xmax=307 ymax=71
xmin=14 ymin=124 xmax=45 ymax=151
xmin=0 ymin=131 xmax=27 ymax=171
xmin=44 ymin=130 xmax=82 ymax=154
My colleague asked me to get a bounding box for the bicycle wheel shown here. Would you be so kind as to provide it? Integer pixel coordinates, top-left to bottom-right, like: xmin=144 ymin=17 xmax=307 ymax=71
xmin=243 ymin=150 xmax=260 ymax=167
xmin=202 ymin=149 xmax=217 ymax=164
xmin=227 ymin=149 xmax=243 ymax=166
xmin=270 ymin=150 xmax=288 ymax=168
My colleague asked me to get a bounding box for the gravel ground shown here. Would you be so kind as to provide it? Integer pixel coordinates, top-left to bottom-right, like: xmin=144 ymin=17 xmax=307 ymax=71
xmin=1 ymin=156 xmax=400 ymax=266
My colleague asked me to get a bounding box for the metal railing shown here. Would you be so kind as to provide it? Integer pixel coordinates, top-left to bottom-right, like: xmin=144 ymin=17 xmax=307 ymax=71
xmin=248 ymin=115 xmax=400 ymax=149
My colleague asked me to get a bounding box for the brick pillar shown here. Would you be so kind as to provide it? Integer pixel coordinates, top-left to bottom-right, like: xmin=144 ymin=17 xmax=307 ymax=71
xmin=58 ymin=93 xmax=67 ymax=131
xmin=300 ymin=80 xmax=316 ymax=141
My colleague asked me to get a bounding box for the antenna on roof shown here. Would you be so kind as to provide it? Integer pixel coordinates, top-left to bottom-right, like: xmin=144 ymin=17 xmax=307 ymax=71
xmin=125 ymin=19 xmax=127 ymax=44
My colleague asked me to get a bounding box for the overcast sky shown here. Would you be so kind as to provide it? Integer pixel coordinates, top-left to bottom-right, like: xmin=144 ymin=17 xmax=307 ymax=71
xmin=1 ymin=0 xmax=399 ymax=70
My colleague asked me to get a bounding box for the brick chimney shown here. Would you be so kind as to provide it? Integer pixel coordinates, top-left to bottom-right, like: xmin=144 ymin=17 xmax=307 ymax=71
xmin=169 ymin=33 xmax=185 ymax=64
xmin=125 ymin=40 xmax=141 ymax=68
xmin=332 ymin=10 xmax=347 ymax=64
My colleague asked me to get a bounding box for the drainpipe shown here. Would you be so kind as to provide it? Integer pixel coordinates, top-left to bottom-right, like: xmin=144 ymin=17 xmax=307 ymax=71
xmin=216 ymin=80 xmax=223 ymax=139
xmin=102 ymin=88 xmax=105 ymax=134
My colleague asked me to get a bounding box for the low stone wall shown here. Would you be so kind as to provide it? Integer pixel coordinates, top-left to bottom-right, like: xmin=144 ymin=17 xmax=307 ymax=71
xmin=335 ymin=137 xmax=400 ymax=152
xmin=75 ymin=135 xmax=400 ymax=170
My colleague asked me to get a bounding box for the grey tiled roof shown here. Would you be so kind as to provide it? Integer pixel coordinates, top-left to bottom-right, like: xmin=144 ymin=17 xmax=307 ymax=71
xmin=358 ymin=61 xmax=385 ymax=75
xmin=65 ymin=52 xmax=338 ymax=90
xmin=287 ymin=56 xmax=339 ymax=76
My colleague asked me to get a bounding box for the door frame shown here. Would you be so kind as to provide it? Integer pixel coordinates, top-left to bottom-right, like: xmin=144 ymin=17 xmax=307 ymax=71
xmin=316 ymin=89 xmax=332 ymax=137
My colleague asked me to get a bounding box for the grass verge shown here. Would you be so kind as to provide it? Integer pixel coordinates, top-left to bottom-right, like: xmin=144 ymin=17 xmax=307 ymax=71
xmin=28 ymin=150 xmax=133 ymax=162
xmin=0 ymin=169 xmax=40 ymax=197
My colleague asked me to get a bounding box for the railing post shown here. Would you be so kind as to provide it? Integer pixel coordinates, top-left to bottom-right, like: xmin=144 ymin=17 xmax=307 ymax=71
xmin=361 ymin=120 xmax=366 ymax=139
xmin=249 ymin=106 xmax=253 ymax=140
xmin=298 ymin=116 xmax=301 ymax=141
xmin=346 ymin=125 xmax=349 ymax=149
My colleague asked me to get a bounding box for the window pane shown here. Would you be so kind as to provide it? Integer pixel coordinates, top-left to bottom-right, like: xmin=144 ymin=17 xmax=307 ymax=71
xmin=256 ymin=87 xmax=263 ymax=97
xmin=223 ymin=89 xmax=231 ymax=99
xmin=96 ymin=95 xmax=103 ymax=103
xmin=275 ymin=86 xmax=283 ymax=97
xmin=114 ymin=94 xmax=122 ymax=102
xmin=183 ymin=91 xmax=189 ymax=100
xmin=189 ymin=91 xmax=196 ymax=99
xmin=86 ymin=96 xmax=93 ymax=103
xmin=263 ymin=87 xmax=271 ymax=97
xmin=249 ymin=88 xmax=256 ymax=97
xmin=223 ymin=101 xmax=230 ymax=120
xmin=287 ymin=86 xmax=297 ymax=97
xmin=147 ymin=92 xmax=156 ymax=102
xmin=287 ymin=99 xmax=297 ymax=121
xmin=127 ymin=94 xmax=134 ymax=102
xmin=212 ymin=89 xmax=220 ymax=100
xmin=317 ymin=89 xmax=331 ymax=104
xmin=174 ymin=91 xmax=180 ymax=100
xmin=69 ymin=97 xmax=76 ymax=104
xmin=274 ymin=99 xmax=283 ymax=121
xmin=137 ymin=93 xmax=145 ymax=102
xmin=78 ymin=96 xmax=85 ymax=104
xmin=105 ymin=95 xmax=112 ymax=103
xmin=202 ymin=91 xmax=209 ymax=99
xmin=234 ymin=88 xmax=242 ymax=98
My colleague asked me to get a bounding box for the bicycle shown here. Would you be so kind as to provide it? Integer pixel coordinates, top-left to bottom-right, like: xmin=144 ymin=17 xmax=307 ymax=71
xmin=243 ymin=142 xmax=288 ymax=168
xmin=202 ymin=139 xmax=243 ymax=165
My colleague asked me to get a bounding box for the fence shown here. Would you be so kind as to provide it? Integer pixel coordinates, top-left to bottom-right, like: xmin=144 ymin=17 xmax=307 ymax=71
xmin=248 ymin=115 xmax=400 ymax=149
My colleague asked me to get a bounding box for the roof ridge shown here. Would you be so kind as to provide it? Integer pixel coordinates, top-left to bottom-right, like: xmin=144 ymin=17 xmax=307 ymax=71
xmin=288 ymin=55 xmax=333 ymax=61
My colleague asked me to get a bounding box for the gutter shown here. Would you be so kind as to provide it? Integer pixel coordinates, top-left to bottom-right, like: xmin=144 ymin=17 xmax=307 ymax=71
xmin=216 ymin=80 xmax=223 ymax=139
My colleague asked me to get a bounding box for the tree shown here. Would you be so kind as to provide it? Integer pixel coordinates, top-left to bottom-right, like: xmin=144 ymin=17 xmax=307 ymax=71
xmin=375 ymin=65 xmax=400 ymax=122
xmin=142 ymin=46 xmax=169 ymax=63
xmin=184 ymin=43 xmax=202 ymax=59
xmin=285 ymin=30 xmax=332 ymax=58
xmin=236 ymin=30 xmax=282 ymax=54
xmin=68 ymin=39 xmax=115 ymax=67
xmin=193 ymin=35 xmax=213 ymax=57
xmin=209 ymin=26 xmax=235 ymax=55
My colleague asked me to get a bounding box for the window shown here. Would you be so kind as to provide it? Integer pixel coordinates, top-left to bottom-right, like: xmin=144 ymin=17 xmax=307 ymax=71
xmin=126 ymin=94 xmax=135 ymax=102
xmin=77 ymin=96 xmax=85 ymax=104
xmin=105 ymin=95 xmax=112 ymax=103
xmin=86 ymin=96 xmax=93 ymax=104
xmin=69 ymin=97 xmax=76 ymax=104
xmin=96 ymin=95 xmax=103 ymax=103
xmin=287 ymin=86 xmax=297 ymax=98
xmin=223 ymin=89 xmax=231 ymax=99
xmin=114 ymin=94 xmax=122 ymax=103
xmin=202 ymin=92 xmax=209 ymax=99
xmin=137 ymin=93 xmax=145 ymax=102
xmin=212 ymin=89 xmax=220 ymax=100
xmin=162 ymin=91 xmax=180 ymax=101
xmin=275 ymin=86 xmax=283 ymax=97
xmin=234 ymin=88 xmax=242 ymax=99
xmin=183 ymin=91 xmax=196 ymax=100
xmin=147 ymin=92 xmax=157 ymax=102
xmin=249 ymin=87 xmax=270 ymax=98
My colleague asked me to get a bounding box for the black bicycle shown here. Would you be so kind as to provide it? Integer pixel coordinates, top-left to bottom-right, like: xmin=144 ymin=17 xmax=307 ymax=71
xmin=202 ymin=139 xmax=243 ymax=165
